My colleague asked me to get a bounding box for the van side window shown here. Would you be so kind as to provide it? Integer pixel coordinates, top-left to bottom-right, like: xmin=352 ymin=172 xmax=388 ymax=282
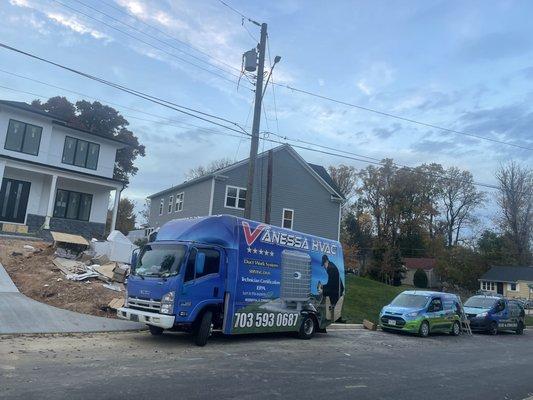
xmin=429 ymin=298 xmax=442 ymax=312
xmin=184 ymin=248 xmax=220 ymax=282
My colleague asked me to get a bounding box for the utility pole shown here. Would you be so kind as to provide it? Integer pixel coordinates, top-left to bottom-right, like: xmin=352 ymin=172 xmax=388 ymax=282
xmin=244 ymin=22 xmax=267 ymax=219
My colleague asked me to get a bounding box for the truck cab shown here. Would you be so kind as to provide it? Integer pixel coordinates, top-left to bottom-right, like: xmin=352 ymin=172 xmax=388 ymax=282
xmin=464 ymin=295 xmax=526 ymax=335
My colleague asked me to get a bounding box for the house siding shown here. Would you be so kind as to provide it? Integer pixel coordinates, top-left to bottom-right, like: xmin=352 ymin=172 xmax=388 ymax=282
xmin=149 ymin=177 xmax=212 ymax=228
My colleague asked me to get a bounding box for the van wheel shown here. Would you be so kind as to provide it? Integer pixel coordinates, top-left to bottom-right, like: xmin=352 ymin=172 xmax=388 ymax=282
xmin=194 ymin=311 xmax=213 ymax=347
xmin=451 ymin=321 xmax=461 ymax=336
xmin=298 ymin=315 xmax=316 ymax=340
xmin=515 ymin=322 xmax=524 ymax=335
xmin=488 ymin=321 xmax=498 ymax=335
xmin=419 ymin=321 xmax=430 ymax=338
xmin=148 ymin=325 xmax=164 ymax=336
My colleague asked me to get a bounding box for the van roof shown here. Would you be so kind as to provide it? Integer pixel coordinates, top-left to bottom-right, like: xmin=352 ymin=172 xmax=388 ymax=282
xmin=402 ymin=290 xmax=458 ymax=298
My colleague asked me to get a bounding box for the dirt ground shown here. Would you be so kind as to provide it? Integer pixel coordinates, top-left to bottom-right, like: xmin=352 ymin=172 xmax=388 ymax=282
xmin=0 ymin=238 xmax=121 ymax=318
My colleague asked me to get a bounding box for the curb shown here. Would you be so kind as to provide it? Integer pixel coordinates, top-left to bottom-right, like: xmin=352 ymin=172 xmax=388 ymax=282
xmin=328 ymin=323 xmax=364 ymax=330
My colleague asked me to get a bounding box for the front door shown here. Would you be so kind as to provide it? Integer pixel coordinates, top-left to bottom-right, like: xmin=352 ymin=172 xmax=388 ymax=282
xmin=0 ymin=178 xmax=31 ymax=224
xmin=497 ymin=282 xmax=504 ymax=295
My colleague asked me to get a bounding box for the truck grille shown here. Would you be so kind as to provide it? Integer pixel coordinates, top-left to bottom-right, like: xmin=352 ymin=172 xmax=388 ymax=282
xmin=128 ymin=297 xmax=161 ymax=312
xmin=381 ymin=315 xmax=406 ymax=327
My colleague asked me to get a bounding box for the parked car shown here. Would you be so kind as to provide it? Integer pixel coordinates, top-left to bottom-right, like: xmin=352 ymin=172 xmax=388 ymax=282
xmin=379 ymin=290 xmax=462 ymax=337
xmin=463 ymin=295 xmax=526 ymax=335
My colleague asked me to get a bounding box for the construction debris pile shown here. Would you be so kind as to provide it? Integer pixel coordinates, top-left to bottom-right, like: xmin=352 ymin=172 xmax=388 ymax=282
xmin=48 ymin=231 xmax=136 ymax=311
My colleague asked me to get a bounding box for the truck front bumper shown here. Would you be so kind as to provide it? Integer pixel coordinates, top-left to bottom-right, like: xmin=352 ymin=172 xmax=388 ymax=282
xmin=117 ymin=307 xmax=175 ymax=329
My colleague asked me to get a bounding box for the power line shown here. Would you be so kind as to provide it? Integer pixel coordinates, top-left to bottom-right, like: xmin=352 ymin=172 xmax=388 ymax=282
xmin=216 ymin=0 xmax=261 ymax=26
xmin=0 ymin=42 xmax=249 ymax=135
xmin=273 ymin=83 xmax=533 ymax=151
xmin=51 ymin=0 xmax=251 ymax=88
xmin=69 ymin=0 xmax=243 ymax=79
xmin=93 ymin=0 xmax=243 ymax=75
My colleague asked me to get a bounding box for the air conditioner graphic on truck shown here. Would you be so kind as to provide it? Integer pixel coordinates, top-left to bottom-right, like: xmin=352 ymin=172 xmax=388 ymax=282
xmin=118 ymin=215 xmax=345 ymax=346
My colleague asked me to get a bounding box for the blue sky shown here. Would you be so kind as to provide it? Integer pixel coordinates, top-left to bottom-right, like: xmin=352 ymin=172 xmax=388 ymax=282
xmin=0 ymin=0 xmax=532 ymax=230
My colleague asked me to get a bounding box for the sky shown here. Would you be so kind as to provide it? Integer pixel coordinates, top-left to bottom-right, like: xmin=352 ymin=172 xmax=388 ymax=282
xmin=0 ymin=0 xmax=532 ymax=230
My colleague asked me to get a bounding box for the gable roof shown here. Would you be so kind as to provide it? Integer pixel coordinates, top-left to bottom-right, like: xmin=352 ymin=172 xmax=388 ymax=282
xmin=148 ymin=144 xmax=345 ymax=200
xmin=403 ymin=257 xmax=437 ymax=271
xmin=0 ymin=100 xmax=130 ymax=146
xmin=480 ymin=266 xmax=533 ymax=283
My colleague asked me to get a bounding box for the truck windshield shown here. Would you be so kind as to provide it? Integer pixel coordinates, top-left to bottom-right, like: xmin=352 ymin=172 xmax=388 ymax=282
xmin=464 ymin=297 xmax=497 ymax=309
xmin=390 ymin=293 xmax=430 ymax=309
xmin=133 ymin=244 xmax=187 ymax=278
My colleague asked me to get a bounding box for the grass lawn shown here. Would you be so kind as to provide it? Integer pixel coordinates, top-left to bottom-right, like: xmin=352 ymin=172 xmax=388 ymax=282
xmin=343 ymin=275 xmax=407 ymax=324
xmin=526 ymin=316 xmax=533 ymax=326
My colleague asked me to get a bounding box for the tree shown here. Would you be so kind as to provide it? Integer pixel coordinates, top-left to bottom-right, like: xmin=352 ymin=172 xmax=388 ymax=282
xmin=440 ymin=167 xmax=485 ymax=247
xmin=413 ymin=269 xmax=428 ymax=288
xmin=328 ymin=164 xmax=357 ymax=200
xmin=115 ymin=198 xmax=136 ymax=235
xmin=186 ymin=158 xmax=233 ymax=180
xmin=495 ymin=162 xmax=533 ymax=264
xmin=138 ymin=199 xmax=151 ymax=227
xmin=31 ymin=97 xmax=145 ymax=183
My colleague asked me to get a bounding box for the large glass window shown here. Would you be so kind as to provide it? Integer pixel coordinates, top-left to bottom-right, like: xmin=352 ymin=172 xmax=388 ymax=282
xmin=184 ymin=247 xmax=220 ymax=282
xmin=53 ymin=189 xmax=93 ymax=221
xmin=62 ymin=136 xmax=100 ymax=170
xmin=174 ymin=192 xmax=184 ymax=212
xmin=133 ymin=244 xmax=187 ymax=278
xmin=282 ymin=208 xmax=294 ymax=229
xmin=225 ymin=185 xmax=246 ymax=209
xmin=4 ymin=119 xmax=42 ymax=156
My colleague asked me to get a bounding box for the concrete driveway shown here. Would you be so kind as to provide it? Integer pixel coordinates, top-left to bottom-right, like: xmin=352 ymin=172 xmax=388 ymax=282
xmin=0 ymin=263 xmax=143 ymax=334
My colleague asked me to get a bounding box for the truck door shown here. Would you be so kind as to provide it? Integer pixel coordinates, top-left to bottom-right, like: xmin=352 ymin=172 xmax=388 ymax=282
xmin=494 ymin=299 xmax=513 ymax=330
xmin=180 ymin=247 xmax=225 ymax=319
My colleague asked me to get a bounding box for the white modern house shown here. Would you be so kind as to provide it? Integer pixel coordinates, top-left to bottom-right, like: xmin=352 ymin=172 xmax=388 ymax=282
xmin=0 ymin=100 xmax=129 ymax=239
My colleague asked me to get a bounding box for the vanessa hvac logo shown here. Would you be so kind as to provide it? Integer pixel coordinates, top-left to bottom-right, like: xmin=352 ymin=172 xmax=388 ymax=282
xmin=242 ymin=221 xmax=267 ymax=246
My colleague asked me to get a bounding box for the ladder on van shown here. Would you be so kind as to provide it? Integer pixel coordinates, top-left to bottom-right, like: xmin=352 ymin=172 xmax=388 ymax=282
xmin=458 ymin=299 xmax=472 ymax=335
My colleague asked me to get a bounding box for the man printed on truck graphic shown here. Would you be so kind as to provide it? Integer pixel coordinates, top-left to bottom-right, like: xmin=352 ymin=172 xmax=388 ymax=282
xmin=321 ymin=255 xmax=344 ymax=308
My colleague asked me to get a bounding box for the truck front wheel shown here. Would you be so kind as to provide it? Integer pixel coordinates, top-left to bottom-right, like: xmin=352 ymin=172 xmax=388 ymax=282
xmin=298 ymin=315 xmax=316 ymax=340
xmin=194 ymin=311 xmax=213 ymax=346
xmin=148 ymin=325 xmax=164 ymax=336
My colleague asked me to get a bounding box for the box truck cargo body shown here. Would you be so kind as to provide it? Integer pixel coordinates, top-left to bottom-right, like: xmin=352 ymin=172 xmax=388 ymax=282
xmin=117 ymin=215 xmax=345 ymax=345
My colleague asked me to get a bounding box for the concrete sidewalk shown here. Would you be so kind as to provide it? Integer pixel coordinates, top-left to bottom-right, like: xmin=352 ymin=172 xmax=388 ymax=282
xmin=0 ymin=263 xmax=143 ymax=334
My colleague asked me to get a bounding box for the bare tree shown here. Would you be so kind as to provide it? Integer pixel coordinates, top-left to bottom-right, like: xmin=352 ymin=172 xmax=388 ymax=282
xmin=186 ymin=158 xmax=233 ymax=180
xmin=440 ymin=167 xmax=485 ymax=247
xmin=495 ymin=162 xmax=533 ymax=264
xmin=328 ymin=164 xmax=358 ymax=200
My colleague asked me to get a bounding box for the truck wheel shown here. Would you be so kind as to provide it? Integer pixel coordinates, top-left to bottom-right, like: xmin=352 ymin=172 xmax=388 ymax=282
xmin=148 ymin=325 xmax=164 ymax=336
xmin=488 ymin=321 xmax=498 ymax=335
xmin=419 ymin=321 xmax=430 ymax=338
xmin=451 ymin=321 xmax=461 ymax=336
xmin=194 ymin=311 xmax=213 ymax=347
xmin=515 ymin=322 xmax=524 ymax=335
xmin=298 ymin=315 xmax=316 ymax=340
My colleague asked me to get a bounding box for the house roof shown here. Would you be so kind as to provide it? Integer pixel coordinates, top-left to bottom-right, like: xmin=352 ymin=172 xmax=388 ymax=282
xmin=403 ymin=257 xmax=436 ymax=271
xmin=0 ymin=100 xmax=130 ymax=146
xmin=480 ymin=266 xmax=533 ymax=283
xmin=148 ymin=144 xmax=345 ymax=200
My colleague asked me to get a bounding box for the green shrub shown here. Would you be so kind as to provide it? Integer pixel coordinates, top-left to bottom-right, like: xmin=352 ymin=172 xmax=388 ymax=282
xmin=413 ymin=268 xmax=428 ymax=288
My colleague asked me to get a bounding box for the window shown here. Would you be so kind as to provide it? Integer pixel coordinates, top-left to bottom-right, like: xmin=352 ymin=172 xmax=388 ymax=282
xmin=481 ymin=281 xmax=496 ymax=291
xmin=184 ymin=247 xmax=220 ymax=282
xmin=225 ymin=186 xmax=246 ymax=209
xmin=159 ymin=199 xmax=164 ymax=215
xmin=4 ymin=119 xmax=42 ymax=156
xmin=174 ymin=192 xmax=184 ymax=212
xmin=168 ymin=195 xmax=173 ymax=213
xmin=53 ymin=189 xmax=92 ymax=221
xmin=282 ymin=208 xmax=294 ymax=229
xmin=509 ymin=283 xmax=518 ymax=291
xmin=62 ymin=136 xmax=100 ymax=170
xmin=429 ymin=298 xmax=442 ymax=312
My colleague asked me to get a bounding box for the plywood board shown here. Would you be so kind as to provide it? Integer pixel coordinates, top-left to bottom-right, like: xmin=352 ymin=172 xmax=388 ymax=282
xmin=51 ymin=231 xmax=89 ymax=246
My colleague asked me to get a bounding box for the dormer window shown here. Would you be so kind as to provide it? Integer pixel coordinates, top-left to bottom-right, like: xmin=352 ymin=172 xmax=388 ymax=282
xmin=62 ymin=136 xmax=100 ymax=170
xmin=4 ymin=119 xmax=42 ymax=156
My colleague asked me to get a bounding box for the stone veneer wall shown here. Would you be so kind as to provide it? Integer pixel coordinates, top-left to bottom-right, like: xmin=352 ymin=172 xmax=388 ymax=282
xmin=26 ymin=214 xmax=106 ymax=240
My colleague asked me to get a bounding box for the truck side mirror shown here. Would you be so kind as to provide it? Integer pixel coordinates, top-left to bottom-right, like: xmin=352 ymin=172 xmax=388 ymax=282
xmin=195 ymin=252 xmax=206 ymax=276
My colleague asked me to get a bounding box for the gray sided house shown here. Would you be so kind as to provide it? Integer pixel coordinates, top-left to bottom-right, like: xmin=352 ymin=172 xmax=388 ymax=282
xmin=148 ymin=144 xmax=344 ymax=240
xmin=0 ymin=100 xmax=128 ymax=239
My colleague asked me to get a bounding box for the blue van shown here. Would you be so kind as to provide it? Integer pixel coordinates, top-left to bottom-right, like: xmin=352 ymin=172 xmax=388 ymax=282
xmin=380 ymin=290 xmax=462 ymax=337
xmin=117 ymin=215 xmax=345 ymax=346
xmin=464 ymin=295 xmax=526 ymax=335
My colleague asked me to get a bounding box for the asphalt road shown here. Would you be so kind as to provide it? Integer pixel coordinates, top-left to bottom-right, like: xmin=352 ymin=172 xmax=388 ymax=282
xmin=1 ymin=329 xmax=532 ymax=400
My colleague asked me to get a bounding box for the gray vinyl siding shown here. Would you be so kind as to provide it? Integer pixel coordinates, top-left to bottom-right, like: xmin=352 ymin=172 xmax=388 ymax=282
xmin=149 ymin=177 xmax=212 ymax=228
xmin=211 ymin=147 xmax=341 ymax=240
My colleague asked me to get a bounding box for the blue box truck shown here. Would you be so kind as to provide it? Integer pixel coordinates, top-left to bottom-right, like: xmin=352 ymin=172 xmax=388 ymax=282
xmin=117 ymin=215 xmax=345 ymax=346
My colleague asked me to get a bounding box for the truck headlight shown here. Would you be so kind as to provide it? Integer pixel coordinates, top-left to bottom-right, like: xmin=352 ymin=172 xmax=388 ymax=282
xmin=160 ymin=291 xmax=175 ymax=315
xmin=477 ymin=312 xmax=487 ymax=318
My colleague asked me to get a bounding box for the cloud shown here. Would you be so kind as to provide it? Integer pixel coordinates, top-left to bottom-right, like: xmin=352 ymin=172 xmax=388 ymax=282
xmin=458 ymin=32 xmax=532 ymax=61
xmin=46 ymin=12 xmax=110 ymax=40
xmin=356 ymin=62 xmax=395 ymax=96
xmin=372 ymin=123 xmax=402 ymax=139
xmin=9 ymin=0 xmax=30 ymax=7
